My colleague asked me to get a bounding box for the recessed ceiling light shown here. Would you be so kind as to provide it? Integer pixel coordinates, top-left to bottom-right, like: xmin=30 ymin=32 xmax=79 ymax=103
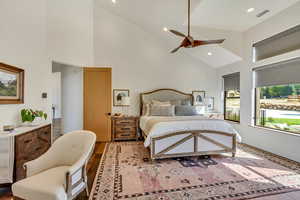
xmin=112 ymin=0 xmax=116 ymax=4
xmin=163 ymin=27 xmax=168 ymax=32
xmin=208 ymin=52 xmax=212 ymax=56
xmin=247 ymin=8 xmax=255 ymax=13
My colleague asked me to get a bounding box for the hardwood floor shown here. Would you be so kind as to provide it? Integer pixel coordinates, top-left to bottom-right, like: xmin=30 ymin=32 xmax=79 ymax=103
xmin=0 ymin=142 xmax=105 ymax=200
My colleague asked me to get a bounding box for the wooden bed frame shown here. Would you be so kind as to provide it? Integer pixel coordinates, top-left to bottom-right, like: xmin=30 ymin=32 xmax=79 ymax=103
xmin=140 ymin=88 xmax=237 ymax=160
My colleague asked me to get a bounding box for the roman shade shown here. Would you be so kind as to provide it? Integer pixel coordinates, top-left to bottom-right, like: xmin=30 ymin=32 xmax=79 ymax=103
xmin=223 ymin=72 xmax=240 ymax=91
xmin=253 ymin=57 xmax=300 ymax=87
xmin=253 ymin=24 xmax=300 ymax=62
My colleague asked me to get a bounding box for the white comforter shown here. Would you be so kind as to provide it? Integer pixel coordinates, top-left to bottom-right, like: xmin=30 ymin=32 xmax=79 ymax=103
xmin=140 ymin=116 xmax=242 ymax=147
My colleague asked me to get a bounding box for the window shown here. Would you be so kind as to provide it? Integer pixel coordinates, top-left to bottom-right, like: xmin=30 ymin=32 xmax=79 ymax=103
xmin=223 ymin=73 xmax=240 ymax=122
xmin=254 ymin=58 xmax=300 ymax=134
xmin=253 ymin=24 xmax=300 ymax=62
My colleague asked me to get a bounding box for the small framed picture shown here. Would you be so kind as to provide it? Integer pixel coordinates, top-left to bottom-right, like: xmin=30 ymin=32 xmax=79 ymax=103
xmin=113 ymin=89 xmax=130 ymax=106
xmin=206 ymin=97 xmax=214 ymax=111
xmin=192 ymin=91 xmax=205 ymax=105
xmin=0 ymin=63 xmax=24 ymax=104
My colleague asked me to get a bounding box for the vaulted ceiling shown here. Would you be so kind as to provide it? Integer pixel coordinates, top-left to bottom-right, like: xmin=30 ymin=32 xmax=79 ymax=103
xmin=97 ymin=0 xmax=300 ymax=68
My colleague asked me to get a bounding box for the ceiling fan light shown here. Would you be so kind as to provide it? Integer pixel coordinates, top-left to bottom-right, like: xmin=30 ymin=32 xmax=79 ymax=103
xmin=163 ymin=27 xmax=168 ymax=32
xmin=208 ymin=52 xmax=212 ymax=56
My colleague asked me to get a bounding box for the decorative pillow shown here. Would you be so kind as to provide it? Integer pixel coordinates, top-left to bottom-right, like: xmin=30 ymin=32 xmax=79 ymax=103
xmin=175 ymin=105 xmax=205 ymax=116
xmin=152 ymin=100 xmax=171 ymax=106
xmin=181 ymin=99 xmax=192 ymax=106
xmin=150 ymin=105 xmax=175 ymax=116
xmin=170 ymin=99 xmax=182 ymax=106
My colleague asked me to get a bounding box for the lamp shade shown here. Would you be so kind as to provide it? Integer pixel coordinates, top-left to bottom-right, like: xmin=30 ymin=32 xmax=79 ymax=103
xmin=121 ymin=96 xmax=130 ymax=106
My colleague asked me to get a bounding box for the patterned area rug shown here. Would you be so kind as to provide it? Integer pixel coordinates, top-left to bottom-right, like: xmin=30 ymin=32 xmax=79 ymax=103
xmin=90 ymin=142 xmax=300 ymax=200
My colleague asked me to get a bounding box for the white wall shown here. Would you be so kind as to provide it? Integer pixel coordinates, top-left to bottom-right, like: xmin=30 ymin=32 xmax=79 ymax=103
xmin=51 ymin=72 xmax=62 ymax=119
xmin=217 ymin=2 xmax=300 ymax=162
xmin=47 ymin=0 xmax=94 ymax=66
xmin=53 ymin=63 xmax=83 ymax=134
xmin=94 ymin=4 xmax=220 ymax=115
xmin=0 ymin=0 xmax=52 ymax=127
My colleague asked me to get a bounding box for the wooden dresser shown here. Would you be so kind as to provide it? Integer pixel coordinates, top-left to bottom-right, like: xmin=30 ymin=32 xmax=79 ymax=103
xmin=14 ymin=124 xmax=52 ymax=181
xmin=111 ymin=116 xmax=139 ymax=141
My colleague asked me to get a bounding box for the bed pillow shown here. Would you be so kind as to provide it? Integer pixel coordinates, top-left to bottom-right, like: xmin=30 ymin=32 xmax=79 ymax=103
xmin=181 ymin=99 xmax=192 ymax=106
xmin=152 ymin=100 xmax=171 ymax=106
xmin=175 ymin=105 xmax=205 ymax=116
xmin=150 ymin=105 xmax=175 ymax=116
xmin=170 ymin=99 xmax=182 ymax=106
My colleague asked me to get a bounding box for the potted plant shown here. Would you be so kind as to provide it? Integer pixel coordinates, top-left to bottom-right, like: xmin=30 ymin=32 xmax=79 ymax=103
xmin=21 ymin=109 xmax=47 ymax=126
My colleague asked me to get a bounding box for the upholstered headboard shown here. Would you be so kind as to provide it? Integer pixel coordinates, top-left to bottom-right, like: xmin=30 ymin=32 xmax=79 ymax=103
xmin=140 ymin=88 xmax=193 ymax=115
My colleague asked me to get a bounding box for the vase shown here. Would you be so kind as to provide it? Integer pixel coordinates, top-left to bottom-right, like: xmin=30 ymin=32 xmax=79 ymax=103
xmin=22 ymin=117 xmax=44 ymax=127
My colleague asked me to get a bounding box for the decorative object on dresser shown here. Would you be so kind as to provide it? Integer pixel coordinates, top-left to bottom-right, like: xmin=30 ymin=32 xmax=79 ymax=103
xmin=113 ymin=89 xmax=130 ymax=106
xmin=111 ymin=116 xmax=139 ymax=141
xmin=192 ymin=90 xmax=205 ymax=105
xmin=21 ymin=109 xmax=48 ymax=126
xmin=0 ymin=63 xmax=24 ymax=104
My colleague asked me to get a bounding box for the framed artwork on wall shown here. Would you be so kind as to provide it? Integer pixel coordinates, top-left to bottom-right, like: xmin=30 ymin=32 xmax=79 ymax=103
xmin=113 ymin=89 xmax=130 ymax=106
xmin=0 ymin=63 xmax=24 ymax=104
xmin=206 ymin=97 xmax=215 ymax=111
xmin=192 ymin=91 xmax=205 ymax=105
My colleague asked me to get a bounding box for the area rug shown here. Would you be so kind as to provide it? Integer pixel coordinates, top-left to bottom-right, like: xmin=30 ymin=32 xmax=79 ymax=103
xmin=90 ymin=142 xmax=300 ymax=200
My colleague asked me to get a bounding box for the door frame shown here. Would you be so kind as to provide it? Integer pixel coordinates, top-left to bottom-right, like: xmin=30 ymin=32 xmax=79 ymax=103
xmin=83 ymin=67 xmax=112 ymax=141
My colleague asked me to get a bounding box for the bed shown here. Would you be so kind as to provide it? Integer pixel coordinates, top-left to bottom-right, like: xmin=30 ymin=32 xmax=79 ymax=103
xmin=140 ymin=88 xmax=241 ymax=160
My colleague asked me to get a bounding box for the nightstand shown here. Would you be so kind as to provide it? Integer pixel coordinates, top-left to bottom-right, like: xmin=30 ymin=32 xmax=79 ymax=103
xmin=111 ymin=116 xmax=139 ymax=141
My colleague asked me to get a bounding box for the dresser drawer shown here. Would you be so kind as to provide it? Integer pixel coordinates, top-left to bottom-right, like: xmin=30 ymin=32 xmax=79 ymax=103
xmin=115 ymin=132 xmax=136 ymax=139
xmin=38 ymin=126 xmax=51 ymax=144
xmin=15 ymin=131 xmax=38 ymax=158
xmin=115 ymin=126 xmax=136 ymax=133
xmin=115 ymin=119 xmax=136 ymax=126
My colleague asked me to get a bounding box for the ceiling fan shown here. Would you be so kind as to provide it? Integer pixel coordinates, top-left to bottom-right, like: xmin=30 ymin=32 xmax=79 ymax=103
xmin=169 ymin=0 xmax=225 ymax=53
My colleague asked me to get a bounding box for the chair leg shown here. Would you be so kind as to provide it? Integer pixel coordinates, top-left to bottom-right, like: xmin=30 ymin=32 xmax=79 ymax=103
xmin=85 ymin=183 xmax=89 ymax=197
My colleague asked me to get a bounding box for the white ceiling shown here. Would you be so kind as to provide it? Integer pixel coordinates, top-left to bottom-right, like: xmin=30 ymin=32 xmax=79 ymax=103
xmin=97 ymin=0 xmax=300 ymax=67
xmin=190 ymin=0 xmax=300 ymax=32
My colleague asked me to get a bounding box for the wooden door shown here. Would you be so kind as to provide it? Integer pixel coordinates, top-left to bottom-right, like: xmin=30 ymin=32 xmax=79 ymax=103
xmin=84 ymin=68 xmax=112 ymax=142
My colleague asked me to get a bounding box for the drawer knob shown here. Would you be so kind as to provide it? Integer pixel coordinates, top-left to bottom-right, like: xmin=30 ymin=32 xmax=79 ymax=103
xmin=24 ymin=139 xmax=32 ymax=144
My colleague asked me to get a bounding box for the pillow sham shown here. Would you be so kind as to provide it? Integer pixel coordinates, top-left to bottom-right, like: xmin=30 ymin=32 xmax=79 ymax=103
xmin=175 ymin=105 xmax=205 ymax=116
xmin=150 ymin=105 xmax=175 ymax=116
xmin=152 ymin=100 xmax=171 ymax=106
xmin=181 ymin=99 xmax=192 ymax=106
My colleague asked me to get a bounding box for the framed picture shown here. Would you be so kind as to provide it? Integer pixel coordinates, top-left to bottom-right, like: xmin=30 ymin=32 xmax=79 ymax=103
xmin=192 ymin=91 xmax=205 ymax=105
xmin=113 ymin=89 xmax=130 ymax=106
xmin=0 ymin=63 xmax=24 ymax=104
xmin=206 ymin=97 xmax=214 ymax=111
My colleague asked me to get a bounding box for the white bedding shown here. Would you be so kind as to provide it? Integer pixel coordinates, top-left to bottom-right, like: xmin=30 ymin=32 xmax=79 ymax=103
xmin=140 ymin=116 xmax=242 ymax=147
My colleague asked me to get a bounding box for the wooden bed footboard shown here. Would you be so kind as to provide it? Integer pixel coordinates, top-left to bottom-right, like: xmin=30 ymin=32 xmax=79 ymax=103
xmin=144 ymin=130 xmax=237 ymax=160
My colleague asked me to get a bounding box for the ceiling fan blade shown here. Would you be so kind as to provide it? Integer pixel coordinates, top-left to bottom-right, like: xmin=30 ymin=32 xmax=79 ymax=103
xmin=187 ymin=36 xmax=194 ymax=45
xmin=192 ymin=39 xmax=225 ymax=47
xmin=201 ymin=39 xmax=225 ymax=45
xmin=171 ymin=45 xmax=182 ymax=53
xmin=169 ymin=30 xmax=186 ymax=38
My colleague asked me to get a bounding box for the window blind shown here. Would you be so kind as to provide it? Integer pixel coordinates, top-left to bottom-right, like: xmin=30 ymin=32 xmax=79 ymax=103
xmin=223 ymin=72 xmax=240 ymax=91
xmin=253 ymin=57 xmax=300 ymax=87
xmin=253 ymin=24 xmax=300 ymax=62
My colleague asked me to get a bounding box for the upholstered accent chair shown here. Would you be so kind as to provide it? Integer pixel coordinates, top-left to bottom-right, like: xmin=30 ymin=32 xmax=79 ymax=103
xmin=12 ymin=130 xmax=96 ymax=200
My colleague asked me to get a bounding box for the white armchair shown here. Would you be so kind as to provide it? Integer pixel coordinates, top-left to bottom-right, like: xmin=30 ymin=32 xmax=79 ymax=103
xmin=12 ymin=130 xmax=96 ymax=200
